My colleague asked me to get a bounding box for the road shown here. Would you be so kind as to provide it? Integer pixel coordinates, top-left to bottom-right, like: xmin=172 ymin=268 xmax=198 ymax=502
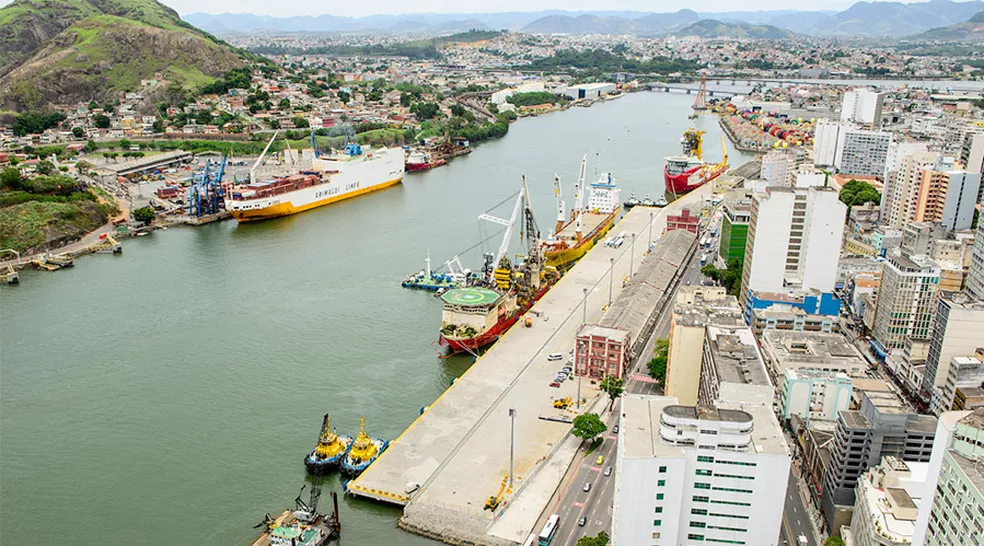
xmin=779 ymin=471 xmax=816 ymax=546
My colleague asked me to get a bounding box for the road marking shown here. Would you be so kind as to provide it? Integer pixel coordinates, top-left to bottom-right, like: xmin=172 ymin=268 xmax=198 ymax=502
xmin=573 ymin=501 xmax=584 ymax=508
xmin=589 ymin=466 xmax=601 ymax=472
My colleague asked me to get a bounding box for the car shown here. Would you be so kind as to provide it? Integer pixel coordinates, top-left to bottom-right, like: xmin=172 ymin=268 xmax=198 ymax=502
xmin=613 ymin=425 xmax=619 ymax=434
xmin=547 ymin=353 xmax=563 ymax=361
xmin=595 ymin=455 xmax=604 ymax=465
xmin=578 ymin=516 xmax=587 ymax=527
xmin=604 ymin=466 xmax=612 ymax=476
xmin=582 ymin=482 xmax=591 ymax=492
xmin=549 ymin=382 xmax=561 ymax=388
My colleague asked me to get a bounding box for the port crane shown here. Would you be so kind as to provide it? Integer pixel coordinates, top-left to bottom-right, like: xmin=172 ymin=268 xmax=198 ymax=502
xmin=478 ymin=188 xmax=524 ymax=284
xmin=250 ymin=129 xmax=280 ymax=183
xmin=573 ymin=155 xmax=587 ymax=245
xmin=188 ymin=156 xmax=226 ymax=217
xmin=553 ymin=174 xmax=566 ymax=235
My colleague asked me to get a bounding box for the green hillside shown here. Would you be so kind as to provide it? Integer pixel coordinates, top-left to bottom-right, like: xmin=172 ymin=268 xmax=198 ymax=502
xmin=0 ymin=0 xmax=246 ymax=110
xmin=675 ymin=19 xmax=796 ymax=39
xmin=915 ymin=10 xmax=984 ymax=40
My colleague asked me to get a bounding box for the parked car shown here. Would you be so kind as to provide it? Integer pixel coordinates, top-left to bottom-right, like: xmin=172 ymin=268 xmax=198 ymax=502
xmin=547 ymin=353 xmax=563 ymax=361
xmin=604 ymin=466 xmax=612 ymax=476
xmin=613 ymin=425 xmax=619 ymax=434
xmin=549 ymin=382 xmax=560 ymax=388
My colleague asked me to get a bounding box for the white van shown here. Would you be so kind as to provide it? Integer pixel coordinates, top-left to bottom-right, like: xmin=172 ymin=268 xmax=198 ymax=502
xmin=547 ymin=353 xmax=563 ymax=361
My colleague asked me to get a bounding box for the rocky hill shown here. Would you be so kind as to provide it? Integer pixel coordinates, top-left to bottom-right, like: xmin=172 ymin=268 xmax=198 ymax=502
xmin=807 ymin=0 xmax=984 ymax=36
xmin=913 ymin=10 xmax=984 ymax=40
xmin=674 ymin=19 xmax=797 ymax=39
xmin=0 ymin=0 xmax=245 ymax=111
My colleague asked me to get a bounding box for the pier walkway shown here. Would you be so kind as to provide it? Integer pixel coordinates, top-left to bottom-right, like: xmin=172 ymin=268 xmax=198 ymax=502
xmin=348 ymin=185 xmax=713 ymax=544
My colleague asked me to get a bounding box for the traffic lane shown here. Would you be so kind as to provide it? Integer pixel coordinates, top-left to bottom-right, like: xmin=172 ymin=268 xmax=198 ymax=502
xmin=554 ymin=414 xmax=620 ymax=545
xmin=781 ymin=470 xmax=815 ymax=546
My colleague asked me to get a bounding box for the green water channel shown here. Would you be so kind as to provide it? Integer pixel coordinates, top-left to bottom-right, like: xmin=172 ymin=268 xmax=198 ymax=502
xmin=0 ymin=92 xmax=753 ymax=545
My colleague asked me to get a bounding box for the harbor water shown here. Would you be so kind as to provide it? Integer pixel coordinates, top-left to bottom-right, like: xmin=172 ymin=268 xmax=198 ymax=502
xmin=0 ymin=91 xmax=754 ymax=545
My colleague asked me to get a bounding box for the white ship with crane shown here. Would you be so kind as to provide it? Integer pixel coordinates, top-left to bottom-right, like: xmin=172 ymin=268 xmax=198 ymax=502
xmin=541 ymin=155 xmax=621 ymax=271
xmin=226 ymin=130 xmax=404 ymax=222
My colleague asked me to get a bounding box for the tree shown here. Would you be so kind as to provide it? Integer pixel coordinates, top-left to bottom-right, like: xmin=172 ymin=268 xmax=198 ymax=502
xmin=577 ymin=531 xmax=610 ymax=546
xmin=824 ymin=538 xmax=845 ymax=546
xmin=94 ymin=114 xmax=111 ymax=129
xmin=152 ymin=120 xmax=164 ymax=133
xmin=278 ymin=98 xmax=291 ymax=110
xmin=647 ymin=338 xmax=669 ymax=382
xmin=76 ymin=161 xmax=92 ymax=176
xmin=839 ymin=179 xmax=881 ymax=207
xmin=599 ymin=375 xmax=625 ymax=411
xmin=450 ymin=103 xmax=467 ymax=117
xmin=132 ymin=206 xmax=155 ymax=224
xmin=119 ymin=138 xmax=132 ymax=150
xmin=35 ymin=160 xmax=55 ymax=175
xmin=83 ymin=139 xmax=98 ymax=153
xmin=571 ymin=413 xmax=607 ymax=442
xmin=72 ymin=126 xmax=84 ymax=138
xmin=400 ymin=92 xmax=413 ymax=107
xmin=0 ymin=167 xmax=22 ymax=189
xmin=414 ymin=102 xmax=440 ymax=120
xmin=338 ymin=90 xmax=351 ymax=104
xmin=292 ymin=116 xmax=310 ymax=128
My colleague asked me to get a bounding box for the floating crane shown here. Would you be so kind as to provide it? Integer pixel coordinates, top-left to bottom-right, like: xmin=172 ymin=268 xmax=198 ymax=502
xmin=479 ymin=188 xmax=524 ymax=285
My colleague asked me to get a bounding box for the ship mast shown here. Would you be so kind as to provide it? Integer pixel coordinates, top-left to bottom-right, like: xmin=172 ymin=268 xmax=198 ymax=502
xmin=574 ymin=155 xmax=587 ymax=246
xmin=553 ymin=174 xmax=565 ymax=236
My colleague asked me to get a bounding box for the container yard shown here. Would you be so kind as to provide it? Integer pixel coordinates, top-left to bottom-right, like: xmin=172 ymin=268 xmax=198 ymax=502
xmin=718 ymin=102 xmax=816 ymax=153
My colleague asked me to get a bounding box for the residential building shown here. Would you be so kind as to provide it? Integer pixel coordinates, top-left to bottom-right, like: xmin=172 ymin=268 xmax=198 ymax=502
xmin=923 ymin=291 xmax=984 ymax=396
xmin=758 ymin=330 xmax=868 ymax=382
xmin=911 ymin=410 xmax=972 ymax=546
xmin=835 ymin=128 xmax=893 ymax=179
xmin=749 ymin=304 xmax=840 ymax=336
xmin=719 ymin=191 xmax=751 ymax=264
xmin=911 ymin=170 xmax=982 ymax=231
xmin=740 ymin=186 xmax=846 ymax=307
xmin=665 ymin=287 xmax=745 ymax=406
xmin=762 ymin=149 xmax=793 ymax=187
xmin=872 ymin=253 xmax=941 ymax=350
xmin=937 ymin=354 xmax=984 ymax=415
xmin=953 ymin=385 xmax=984 ymax=410
xmin=813 ymin=119 xmax=841 ymax=167
xmin=779 ymin=369 xmax=852 ymax=422
xmin=698 ymin=324 xmax=769 ymax=405
xmin=821 ymin=390 xmax=937 ymax=533
xmin=574 ymin=324 xmax=630 ymax=380
xmin=841 ymin=88 xmax=885 ymax=129
xmin=843 ymin=457 xmax=929 ymax=546
xmin=884 ymin=152 xmax=942 ymax=229
xmin=666 ymin=208 xmax=699 ymax=234
xmin=744 ymin=289 xmax=841 ymax=322
xmin=966 ymin=206 xmax=984 ymax=300
xmin=613 ymin=389 xmax=790 ymax=546
xmin=919 ymin=410 xmax=984 ymax=546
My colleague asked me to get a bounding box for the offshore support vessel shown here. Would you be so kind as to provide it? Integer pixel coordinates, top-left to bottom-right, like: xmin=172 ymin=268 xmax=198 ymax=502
xmin=439 ymin=177 xmax=559 ymax=355
xmin=304 ymin=414 xmax=353 ymax=475
xmin=663 ymin=129 xmax=728 ymax=195
xmin=250 ymin=484 xmax=340 ymax=546
xmin=542 ymin=155 xmax=621 ymax=271
xmin=340 ymin=417 xmax=388 ymax=476
xmin=227 ymin=131 xmax=404 ymax=222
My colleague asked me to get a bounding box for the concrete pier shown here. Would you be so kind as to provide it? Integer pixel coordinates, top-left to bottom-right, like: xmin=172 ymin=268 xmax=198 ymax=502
xmin=348 ymin=184 xmax=714 ymax=544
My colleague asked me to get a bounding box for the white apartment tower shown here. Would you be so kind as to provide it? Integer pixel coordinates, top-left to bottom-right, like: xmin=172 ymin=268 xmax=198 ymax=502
xmin=761 ymin=149 xmax=793 ymax=187
xmin=614 ymin=390 xmax=790 ymax=546
xmin=813 ymin=120 xmax=841 ymax=167
xmin=872 ymin=253 xmax=941 ymax=350
xmin=740 ymin=186 xmax=846 ymax=306
xmin=840 ymin=88 xmax=885 ymax=129
xmin=835 ymin=128 xmax=893 ymax=179
xmin=968 ymin=207 xmax=984 ymax=299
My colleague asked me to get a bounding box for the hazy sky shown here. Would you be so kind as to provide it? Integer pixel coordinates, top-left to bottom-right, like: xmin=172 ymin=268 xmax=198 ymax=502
xmin=0 ymin=0 xmax=934 ymax=17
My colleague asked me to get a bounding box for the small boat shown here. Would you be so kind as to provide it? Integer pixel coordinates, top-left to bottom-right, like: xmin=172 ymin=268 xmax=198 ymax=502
xmin=402 ymin=250 xmax=472 ymax=291
xmin=688 ymin=112 xmax=698 ymax=119
xmin=304 ymin=414 xmax=353 ymax=474
xmin=623 ymin=193 xmax=640 ymax=209
xmin=640 ymin=194 xmax=656 ymax=207
xmin=655 ymin=196 xmax=669 ymax=207
xmin=250 ymin=485 xmax=340 ymax=546
xmin=341 ymin=417 xmax=388 ymax=476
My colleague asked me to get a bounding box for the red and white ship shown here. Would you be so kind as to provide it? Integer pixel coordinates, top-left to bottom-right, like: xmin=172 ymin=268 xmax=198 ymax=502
xmin=664 ymin=129 xmax=728 ymax=195
xmin=438 ymin=177 xmax=558 ymax=354
xmin=405 ymin=151 xmax=447 ymax=172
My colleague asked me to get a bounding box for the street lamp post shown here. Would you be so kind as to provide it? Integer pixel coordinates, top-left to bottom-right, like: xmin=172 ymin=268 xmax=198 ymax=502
xmin=648 ymin=212 xmax=653 ymax=249
xmin=579 ymin=287 xmax=587 ymax=410
xmin=508 ymin=408 xmax=516 ymax=488
xmin=608 ymin=257 xmax=614 ymax=306
xmin=630 ymin=233 xmax=636 ymax=277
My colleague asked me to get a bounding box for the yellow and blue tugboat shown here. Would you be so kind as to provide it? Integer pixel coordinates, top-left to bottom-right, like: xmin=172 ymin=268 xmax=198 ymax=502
xmin=304 ymin=414 xmax=353 ymax=475
xmin=340 ymin=417 xmax=388 ymax=476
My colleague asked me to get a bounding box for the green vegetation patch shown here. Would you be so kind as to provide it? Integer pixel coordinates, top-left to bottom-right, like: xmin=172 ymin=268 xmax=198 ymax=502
xmin=0 ymin=200 xmax=112 ymax=253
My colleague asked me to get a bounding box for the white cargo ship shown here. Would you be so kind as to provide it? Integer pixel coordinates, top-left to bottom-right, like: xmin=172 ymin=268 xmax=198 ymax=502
xmin=227 ymin=144 xmax=404 ymax=222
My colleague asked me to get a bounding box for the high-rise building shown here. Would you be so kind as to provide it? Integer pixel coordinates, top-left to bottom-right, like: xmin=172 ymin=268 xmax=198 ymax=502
xmin=719 ymin=190 xmax=751 ymax=264
xmin=883 ymin=152 xmax=942 ymax=229
xmin=613 ymin=388 xmax=790 ymax=546
xmin=835 ymin=128 xmax=893 ymax=178
xmin=961 ymin=132 xmax=984 ymax=204
xmin=820 ymin=390 xmax=937 ymax=533
xmin=872 ymin=253 xmax=941 ymax=350
xmin=762 ymin=149 xmax=793 ymax=187
xmin=843 ymin=457 xmax=929 ymax=546
xmin=840 ymin=88 xmax=885 ymax=129
xmin=923 ymin=291 xmax=984 ymax=398
xmin=910 ymin=170 xmax=982 ymax=231
xmin=968 ymin=207 xmax=984 ymax=300
xmin=778 ymin=369 xmax=852 ymax=422
xmin=740 ymin=186 xmax=846 ymax=307
xmin=919 ymin=410 xmax=984 ymax=546
xmin=938 ymin=355 xmax=984 ymax=415
xmin=813 ymin=119 xmax=841 ymax=167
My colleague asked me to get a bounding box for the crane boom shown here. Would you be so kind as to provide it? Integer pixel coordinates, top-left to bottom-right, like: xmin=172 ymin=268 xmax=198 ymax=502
xmin=479 ymin=190 xmax=523 ymax=280
xmin=250 ymin=130 xmax=280 ymax=182
xmin=553 ymin=174 xmax=565 ymax=235
xmin=574 ymin=155 xmax=587 ymax=242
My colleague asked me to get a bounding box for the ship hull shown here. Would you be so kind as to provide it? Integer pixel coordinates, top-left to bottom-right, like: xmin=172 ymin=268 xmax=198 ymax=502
xmin=664 ymin=163 xmax=726 ymax=194
xmin=304 ymin=436 xmax=353 ymax=475
xmin=230 ymin=177 xmax=402 ymax=222
xmin=543 ymin=210 xmax=618 ymax=271
xmin=439 ymin=281 xmax=555 ymax=354
xmin=406 ymin=160 xmax=446 ymax=172
xmin=340 ymin=439 xmax=388 ymax=476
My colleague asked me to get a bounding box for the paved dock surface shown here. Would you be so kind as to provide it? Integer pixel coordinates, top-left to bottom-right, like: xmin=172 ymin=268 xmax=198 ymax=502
xmin=349 ymin=185 xmax=713 ymax=543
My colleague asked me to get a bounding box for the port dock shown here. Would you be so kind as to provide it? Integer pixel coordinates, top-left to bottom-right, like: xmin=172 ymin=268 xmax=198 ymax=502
xmin=348 ymin=185 xmax=713 ymax=544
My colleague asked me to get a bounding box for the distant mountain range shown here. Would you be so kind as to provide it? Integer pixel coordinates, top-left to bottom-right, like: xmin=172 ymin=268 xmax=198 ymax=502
xmin=182 ymin=1 xmax=984 ymax=38
xmin=914 ymin=9 xmax=984 ymax=40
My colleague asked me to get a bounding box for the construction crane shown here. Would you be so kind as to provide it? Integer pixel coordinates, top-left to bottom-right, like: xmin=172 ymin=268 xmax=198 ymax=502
xmin=573 ymin=155 xmax=587 ymax=245
xmin=478 ymin=189 xmax=524 ymax=284
xmin=553 ymin=174 xmax=566 ymax=235
xmin=250 ymin=129 xmax=280 ymax=183
xmin=693 ymin=74 xmax=708 ymax=111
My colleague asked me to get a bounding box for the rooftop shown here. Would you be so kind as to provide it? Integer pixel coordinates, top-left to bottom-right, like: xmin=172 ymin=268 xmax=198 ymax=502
xmin=440 ymin=287 xmax=500 ymax=306
xmin=706 ymin=325 xmax=770 ymax=386
xmin=578 ymin=324 xmax=629 ymax=342
xmin=760 ymin=330 xmax=866 ymax=370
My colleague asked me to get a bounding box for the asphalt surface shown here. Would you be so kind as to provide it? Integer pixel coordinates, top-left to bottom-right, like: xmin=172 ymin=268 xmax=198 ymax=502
xmin=779 ymin=471 xmax=816 ymax=546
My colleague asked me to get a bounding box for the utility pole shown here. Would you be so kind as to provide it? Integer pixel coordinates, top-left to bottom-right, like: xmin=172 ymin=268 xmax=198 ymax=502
xmin=630 ymin=233 xmax=636 ymax=277
xmin=579 ymin=287 xmax=587 ymax=410
xmin=608 ymin=257 xmax=614 ymax=306
xmin=508 ymin=408 xmax=516 ymax=488
xmin=648 ymin=212 xmax=653 ymax=249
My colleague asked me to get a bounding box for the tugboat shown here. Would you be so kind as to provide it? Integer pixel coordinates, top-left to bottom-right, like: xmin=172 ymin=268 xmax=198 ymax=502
xmin=655 ymin=196 xmax=669 ymax=207
xmin=623 ymin=193 xmax=640 ymax=209
xmin=405 ymin=150 xmax=447 ymax=172
xmin=341 ymin=417 xmax=388 ymax=476
xmin=250 ymin=484 xmax=340 ymax=546
xmin=640 ymin=194 xmax=656 ymax=207
xmin=304 ymin=414 xmax=353 ymax=475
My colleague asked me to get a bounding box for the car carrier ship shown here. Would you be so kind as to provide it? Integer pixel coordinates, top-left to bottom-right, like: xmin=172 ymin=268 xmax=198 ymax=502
xmin=227 ymin=134 xmax=403 ymax=222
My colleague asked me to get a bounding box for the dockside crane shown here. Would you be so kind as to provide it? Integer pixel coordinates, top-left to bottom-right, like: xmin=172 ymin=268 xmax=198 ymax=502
xmin=478 ymin=189 xmax=524 ymax=285
xmin=553 ymin=174 xmax=565 ymax=235
xmin=250 ymin=129 xmax=280 ymax=183
xmin=574 ymin=155 xmax=587 ymax=245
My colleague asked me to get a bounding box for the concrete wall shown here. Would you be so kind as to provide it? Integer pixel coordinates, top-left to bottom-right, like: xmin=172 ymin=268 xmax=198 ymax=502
xmin=801 ymin=188 xmax=847 ymax=293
